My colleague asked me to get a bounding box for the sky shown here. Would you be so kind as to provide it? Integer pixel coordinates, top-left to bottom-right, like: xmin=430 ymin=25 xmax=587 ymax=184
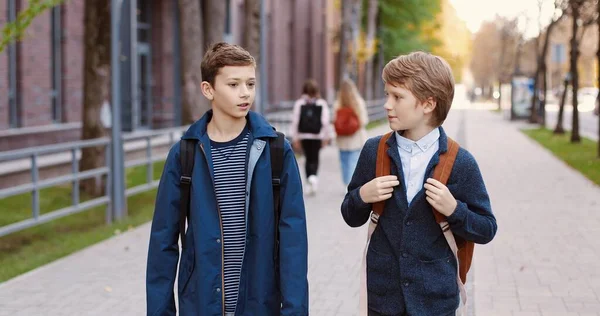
xmin=449 ymin=0 xmax=558 ymax=38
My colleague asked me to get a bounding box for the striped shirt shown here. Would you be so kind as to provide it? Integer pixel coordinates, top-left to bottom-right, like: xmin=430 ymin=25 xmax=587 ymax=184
xmin=210 ymin=127 xmax=249 ymax=313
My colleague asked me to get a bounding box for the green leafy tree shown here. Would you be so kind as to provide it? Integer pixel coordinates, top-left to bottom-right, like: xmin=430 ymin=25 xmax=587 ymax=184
xmin=377 ymin=0 xmax=442 ymax=61
xmin=0 ymin=0 xmax=65 ymax=52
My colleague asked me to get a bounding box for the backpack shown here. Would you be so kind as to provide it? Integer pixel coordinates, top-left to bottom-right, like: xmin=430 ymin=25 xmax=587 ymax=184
xmin=298 ymin=101 xmax=323 ymax=134
xmin=178 ymin=131 xmax=285 ymax=275
xmin=359 ymin=132 xmax=472 ymax=314
xmin=334 ymin=107 xmax=360 ymax=136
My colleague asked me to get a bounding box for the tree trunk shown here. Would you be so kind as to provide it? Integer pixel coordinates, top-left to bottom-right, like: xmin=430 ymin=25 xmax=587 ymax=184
xmin=198 ymin=0 xmax=226 ymax=114
xmin=538 ymin=17 xmax=561 ymax=126
xmin=554 ymin=77 xmax=568 ymax=134
xmin=497 ymin=29 xmax=508 ymax=110
xmin=244 ymin=0 xmax=260 ymax=110
xmin=529 ymin=69 xmax=540 ymax=123
xmin=371 ymin=9 xmax=384 ymax=100
xmin=338 ymin=0 xmax=351 ymax=88
xmin=179 ymin=0 xmax=205 ymax=124
xmin=202 ymin=0 xmax=226 ymax=48
xmin=540 ymin=63 xmax=548 ymax=127
xmin=243 ymin=0 xmax=260 ymax=58
xmin=513 ymin=34 xmax=524 ymax=76
xmin=529 ymin=38 xmax=541 ymax=124
xmin=348 ymin=0 xmax=362 ymax=82
xmin=80 ymin=0 xmax=110 ymax=196
xmin=597 ymin=0 xmax=600 ymax=157
xmin=364 ymin=0 xmax=378 ymax=101
xmin=570 ymin=0 xmax=581 ymax=143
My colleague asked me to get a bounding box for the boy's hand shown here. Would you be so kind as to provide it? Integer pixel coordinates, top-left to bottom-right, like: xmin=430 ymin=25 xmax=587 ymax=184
xmin=424 ymin=178 xmax=457 ymax=217
xmin=359 ymin=175 xmax=400 ymax=203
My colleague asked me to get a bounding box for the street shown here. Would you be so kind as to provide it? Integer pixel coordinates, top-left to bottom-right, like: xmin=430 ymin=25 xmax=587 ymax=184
xmin=545 ymin=103 xmax=599 ymax=141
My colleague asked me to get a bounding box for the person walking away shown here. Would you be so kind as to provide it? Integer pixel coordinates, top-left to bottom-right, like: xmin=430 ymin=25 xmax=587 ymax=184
xmin=334 ymin=78 xmax=369 ymax=191
xmin=290 ymin=79 xmax=333 ymax=195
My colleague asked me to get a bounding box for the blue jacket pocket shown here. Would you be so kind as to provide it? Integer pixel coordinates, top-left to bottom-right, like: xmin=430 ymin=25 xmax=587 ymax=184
xmin=366 ymin=246 xmax=401 ymax=295
xmin=420 ymin=255 xmax=459 ymax=299
xmin=177 ymin=250 xmax=195 ymax=296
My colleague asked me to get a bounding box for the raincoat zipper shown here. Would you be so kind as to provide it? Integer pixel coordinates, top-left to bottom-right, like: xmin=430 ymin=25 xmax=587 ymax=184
xmin=200 ymin=143 xmax=226 ymax=315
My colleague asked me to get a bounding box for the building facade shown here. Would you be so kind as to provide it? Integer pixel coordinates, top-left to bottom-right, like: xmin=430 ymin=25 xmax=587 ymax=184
xmin=0 ymin=0 xmax=336 ymax=151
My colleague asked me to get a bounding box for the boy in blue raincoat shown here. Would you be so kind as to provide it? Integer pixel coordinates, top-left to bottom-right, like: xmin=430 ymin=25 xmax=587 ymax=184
xmin=146 ymin=42 xmax=308 ymax=316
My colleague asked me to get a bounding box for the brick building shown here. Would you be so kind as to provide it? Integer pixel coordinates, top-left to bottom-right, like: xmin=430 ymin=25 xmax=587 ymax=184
xmin=0 ymin=0 xmax=336 ymax=151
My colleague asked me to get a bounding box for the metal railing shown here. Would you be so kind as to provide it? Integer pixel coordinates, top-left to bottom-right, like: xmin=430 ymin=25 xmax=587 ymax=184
xmin=0 ymin=126 xmax=187 ymax=238
xmin=0 ymin=100 xmax=386 ymax=238
xmin=0 ymin=138 xmax=111 ymax=237
xmin=122 ymin=127 xmax=186 ymax=197
xmin=365 ymin=98 xmax=388 ymax=122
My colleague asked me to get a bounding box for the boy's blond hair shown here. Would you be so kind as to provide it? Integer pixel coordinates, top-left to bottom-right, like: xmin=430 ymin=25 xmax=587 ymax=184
xmin=382 ymin=51 xmax=455 ymax=126
xmin=201 ymin=42 xmax=256 ymax=86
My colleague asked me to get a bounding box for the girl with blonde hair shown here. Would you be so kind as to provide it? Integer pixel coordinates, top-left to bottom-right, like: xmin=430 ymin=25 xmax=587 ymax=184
xmin=334 ymin=78 xmax=369 ymax=188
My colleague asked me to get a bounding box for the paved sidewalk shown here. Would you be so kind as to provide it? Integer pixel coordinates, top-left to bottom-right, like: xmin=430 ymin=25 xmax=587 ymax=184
xmin=465 ymin=109 xmax=600 ymax=316
xmin=1 ymin=105 xmax=599 ymax=315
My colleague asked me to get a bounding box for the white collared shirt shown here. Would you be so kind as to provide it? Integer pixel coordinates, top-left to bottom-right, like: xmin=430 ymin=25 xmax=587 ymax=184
xmin=394 ymin=128 xmax=440 ymax=204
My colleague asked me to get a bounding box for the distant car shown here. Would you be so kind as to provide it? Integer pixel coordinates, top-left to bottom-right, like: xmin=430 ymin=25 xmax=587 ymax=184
xmin=586 ymin=88 xmax=600 ymax=116
xmin=579 ymin=93 xmax=596 ymax=112
xmin=577 ymin=87 xmax=598 ymax=112
xmin=579 ymin=87 xmax=598 ymax=96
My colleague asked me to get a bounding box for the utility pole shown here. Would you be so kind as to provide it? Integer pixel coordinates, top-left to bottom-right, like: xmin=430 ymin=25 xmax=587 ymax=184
xmin=110 ymin=0 xmax=126 ymax=220
xmin=258 ymin=0 xmax=268 ymax=114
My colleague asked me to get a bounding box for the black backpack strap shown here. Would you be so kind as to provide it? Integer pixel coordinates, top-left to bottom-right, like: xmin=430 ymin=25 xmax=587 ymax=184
xmin=269 ymin=131 xmax=285 ymax=282
xmin=179 ymin=139 xmax=196 ymax=249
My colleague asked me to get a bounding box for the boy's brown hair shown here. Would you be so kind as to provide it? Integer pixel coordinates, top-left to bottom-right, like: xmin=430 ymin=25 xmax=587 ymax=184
xmin=302 ymin=79 xmax=321 ymax=98
xmin=201 ymin=42 xmax=256 ymax=86
xmin=382 ymin=51 xmax=455 ymax=126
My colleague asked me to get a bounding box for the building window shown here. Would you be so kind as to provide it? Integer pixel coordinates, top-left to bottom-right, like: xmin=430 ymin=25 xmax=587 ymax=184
xmin=225 ymin=0 xmax=231 ymax=33
xmin=224 ymin=0 xmax=232 ymax=43
xmin=7 ymin=0 xmax=20 ymax=128
xmin=51 ymin=5 xmax=64 ymax=123
xmin=137 ymin=0 xmax=151 ymax=43
xmin=135 ymin=0 xmax=153 ymax=129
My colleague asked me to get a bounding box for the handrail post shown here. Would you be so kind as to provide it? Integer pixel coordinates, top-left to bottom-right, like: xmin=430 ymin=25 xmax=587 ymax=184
xmin=31 ymin=154 xmax=40 ymax=220
xmin=146 ymin=136 xmax=152 ymax=184
xmin=71 ymin=148 xmax=80 ymax=205
xmin=105 ymin=144 xmax=112 ymax=224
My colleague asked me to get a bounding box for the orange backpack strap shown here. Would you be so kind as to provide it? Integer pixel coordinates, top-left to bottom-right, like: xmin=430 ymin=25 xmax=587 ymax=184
xmin=372 ymin=132 xmax=394 ymax=216
xmin=430 ymin=136 xmax=474 ymax=294
xmin=431 ymin=137 xmax=460 ymax=224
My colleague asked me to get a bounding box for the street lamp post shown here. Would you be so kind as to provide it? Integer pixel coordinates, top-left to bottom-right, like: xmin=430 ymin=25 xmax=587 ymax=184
xmin=110 ymin=0 xmax=127 ymax=220
xmin=258 ymin=0 xmax=268 ymax=114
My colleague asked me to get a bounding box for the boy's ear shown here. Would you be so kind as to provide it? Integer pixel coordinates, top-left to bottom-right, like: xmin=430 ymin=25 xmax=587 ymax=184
xmin=423 ymin=97 xmax=437 ymax=114
xmin=201 ymin=81 xmax=214 ymax=101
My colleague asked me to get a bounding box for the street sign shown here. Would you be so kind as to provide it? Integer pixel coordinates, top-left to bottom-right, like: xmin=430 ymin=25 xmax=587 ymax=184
xmin=511 ymin=76 xmax=534 ymax=120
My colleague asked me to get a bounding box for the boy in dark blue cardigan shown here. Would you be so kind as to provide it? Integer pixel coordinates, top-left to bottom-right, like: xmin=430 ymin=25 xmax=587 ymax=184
xmin=341 ymin=52 xmax=497 ymax=316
